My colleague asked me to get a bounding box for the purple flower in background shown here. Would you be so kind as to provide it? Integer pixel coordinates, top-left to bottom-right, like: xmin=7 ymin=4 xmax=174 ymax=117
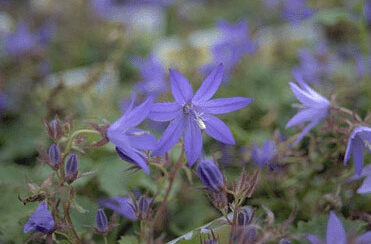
xmin=99 ymin=196 xmax=137 ymax=220
xmin=3 ymin=21 xmax=53 ymax=57
xmin=364 ymin=0 xmax=371 ymax=25
xmin=306 ymin=211 xmax=371 ymax=244
xmin=24 ymin=201 xmax=54 ymax=234
xmin=196 ymin=160 xmax=225 ymax=192
xmin=281 ymin=0 xmax=313 ymax=24
xmin=293 ymin=42 xmax=335 ymax=84
xmin=286 ymin=72 xmax=330 ymax=146
xmin=149 ymin=64 xmax=253 ymax=166
xmin=107 ymin=94 xmax=157 ymax=175
xmin=348 ymin=164 xmax=371 ymax=194
xmin=344 ymin=126 xmax=371 ymax=175
xmin=133 ymin=54 xmax=167 ymax=98
xmin=0 ymin=92 xmax=8 ymax=114
xmin=251 ymin=140 xmax=276 ymax=169
xmin=355 ymin=54 xmax=371 ymax=79
xmin=202 ymin=20 xmax=257 ymax=82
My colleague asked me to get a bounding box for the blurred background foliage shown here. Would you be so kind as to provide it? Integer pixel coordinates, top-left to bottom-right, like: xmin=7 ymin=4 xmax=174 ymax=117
xmin=0 ymin=0 xmax=370 ymax=243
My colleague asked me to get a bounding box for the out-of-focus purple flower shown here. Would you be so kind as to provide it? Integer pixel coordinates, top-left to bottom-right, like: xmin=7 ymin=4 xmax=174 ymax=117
xmin=364 ymin=0 xmax=371 ymax=25
xmin=48 ymin=144 xmax=61 ymax=166
xmin=281 ymin=0 xmax=313 ymax=24
xmin=107 ymin=94 xmax=157 ymax=175
xmin=286 ymin=72 xmax=330 ymax=146
xmin=96 ymin=209 xmax=108 ymax=233
xmin=196 ymin=160 xmax=225 ymax=192
xmin=250 ymin=140 xmax=276 ymax=169
xmin=149 ymin=64 xmax=253 ymax=166
xmin=349 ymin=164 xmax=371 ymax=194
xmin=24 ymin=201 xmax=55 ymax=234
xmin=279 ymin=238 xmax=291 ymax=244
xmin=202 ymin=20 xmax=257 ymax=82
xmin=355 ymin=54 xmax=371 ymax=79
xmin=3 ymin=21 xmax=53 ymax=57
xmin=344 ymin=126 xmax=371 ymax=175
xmin=0 ymin=92 xmax=7 ymax=114
xmin=133 ymin=54 xmax=167 ymax=98
xmin=99 ymin=196 xmax=137 ymax=220
xmin=293 ymin=42 xmax=335 ymax=84
xmin=306 ymin=211 xmax=371 ymax=244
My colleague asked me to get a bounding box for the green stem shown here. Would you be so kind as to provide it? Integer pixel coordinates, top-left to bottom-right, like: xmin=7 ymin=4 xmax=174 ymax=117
xmin=104 ymin=236 xmax=108 ymax=244
xmin=63 ymin=186 xmax=82 ymax=244
xmin=63 ymin=129 xmax=100 ymax=155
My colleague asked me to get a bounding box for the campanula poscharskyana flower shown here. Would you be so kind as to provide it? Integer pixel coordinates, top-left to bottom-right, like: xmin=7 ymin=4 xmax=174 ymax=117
xmin=107 ymin=94 xmax=157 ymax=175
xmin=99 ymin=196 xmax=137 ymax=221
xmin=348 ymin=164 xmax=371 ymax=194
xmin=250 ymin=140 xmax=276 ymax=169
xmin=24 ymin=201 xmax=55 ymax=234
xmin=286 ymin=72 xmax=330 ymax=146
xmin=149 ymin=64 xmax=253 ymax=166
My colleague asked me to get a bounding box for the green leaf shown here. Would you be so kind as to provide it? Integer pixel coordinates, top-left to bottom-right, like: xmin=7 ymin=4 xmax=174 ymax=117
xmin=118 ymin=235 xmax=140 ymax=244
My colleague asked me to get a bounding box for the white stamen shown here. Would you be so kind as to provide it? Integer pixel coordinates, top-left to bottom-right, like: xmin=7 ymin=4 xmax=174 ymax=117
xmin=195 ymin=118 xmax=206 ymax=130
xmin=363 ymin=139 xmax=371 ymax=151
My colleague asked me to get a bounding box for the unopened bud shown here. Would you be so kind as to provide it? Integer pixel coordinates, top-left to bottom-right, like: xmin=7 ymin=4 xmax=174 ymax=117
xmin=65 ymin=154 xmax=78 ymax=183
xmin=237 ymin=207 xmax=252 ymax=226
xmin=48 ymin=144 xmax=60 ymax=166
xmin=44 ymin=118 xmax=63 ymax=139
xmin=137 ymin=196 xmax=149 ymax=219
xmin=197 ymin=160 xmax=224 ymax=192
xmin=96 ymin=209 xmax=108 ymax=233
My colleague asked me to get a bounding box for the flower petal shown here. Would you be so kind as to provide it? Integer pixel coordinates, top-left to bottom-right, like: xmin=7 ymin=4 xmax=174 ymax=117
xmin=291 ymin=119 xmax=319 ymax=146
xmin=126 ymin=128 xmax=157 ymax=150
xmin=286 ymin=108 xmax=319 ymax=128
xmin=118 ymin=146 xmax=150 ymax=175
xmin=148 ymin=102 xmax=182 ymax=122
xmin=152 ymin=115 xmax=186 ymax=156
xmin=289 ymin=82 xmax=328 ymax=108
xmin=124 ymin=97 xmax=153 ymax=129
xmin=352 ymin=138 xmax=364 ymax=175
xmin=169 ymin=69 xmax=193 ymax=104
xmin=192 ymin=63 xmax=224 ymax=104
xmin=203 ymin=114 xmax=235 ymax=144
xmin=356 ymin=231 xmax=371 ymax=244
xmin=99 ymin=196 xmax=137 ymax=221
xmin=184 ymin=117 xmax=203 ymax=167
xmin=202 ymin=97 xmax=253 ymax=114
xmin=357 ymin=176 xmax=371 ymax=194
xmin=327 ymin=211 xmax=347 ymax=244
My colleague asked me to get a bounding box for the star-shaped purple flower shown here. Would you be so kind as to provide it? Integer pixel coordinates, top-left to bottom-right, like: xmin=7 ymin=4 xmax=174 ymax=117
xmin=132 ymin=54 xmax=167 ymax=98
xmin=281 ymin=0 xmax=313 ymax=24
xmin=306 ymin=211 xmax=371 ymax=244
xmin=149 ymin=64 xmax=253 ymax=166
xmin=24 ymin=201 xmax=55 ymax=234
xmin=99 ymin=196 xmax=137 ymax=221
xmin=251 ymin=140 xmax=276 ymax=169
xmin=202 ymin=20 xmax=257 ymax=82
xmin=344 ymin=126 xmax=371 ymax=175
xmin=107 ymin=94 xmax=157 ymax=175
xmin=286 ymin=72 xmax=330 ymax=146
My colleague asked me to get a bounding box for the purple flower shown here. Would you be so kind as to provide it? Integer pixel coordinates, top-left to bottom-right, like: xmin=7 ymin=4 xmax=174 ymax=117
xmin=344 ymin=126 xmax=371 ymax=175
xmin=286 ymin=72 xmax=330 ymax=146
xmin=99 ymin=196 xmax=137 ymax=220
xmin=251 ymin=140 xmax=276 ymax=169
xmin=196 ymin=160 xmax=225 ymax=192
xmin=133 ymin=54 xmax=167 ymax=98
xmin=306 ymin=211 xmax=371 ymax=244
xmin=281 ymin=0 xmax=313 ymax=24
xmin=107 ymin=94 xmax=157 ymax=175
xmin=237 ymin=207 xmax=252 ymax=226
xmin=202 ymin=20 xmax=257 ymax=82
xmin=0 ymin=92 xmax=8 ymax=114
xmin=355 ymin=54 xmax=371 ymax=79
xmin=24 ymin=201 xmax=55 ymax=234
xmin=96 ymin=209 xmax=108 ymax=233
xmin=149 ymin=64 xmax=253 ymax=166
xmin=3 ymin=21 xmax=53 ymax=57
xmin=293 ymin=42 xmax=335 ymax=84
xmin=364 ymin=0 xmax=371 ymax=25
xmin=349 ymin=164 xmax=371 ymax=194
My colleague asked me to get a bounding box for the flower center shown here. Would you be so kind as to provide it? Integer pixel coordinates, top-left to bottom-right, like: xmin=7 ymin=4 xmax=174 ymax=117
xmin=183 ymin=103 xmax=206 ymax=130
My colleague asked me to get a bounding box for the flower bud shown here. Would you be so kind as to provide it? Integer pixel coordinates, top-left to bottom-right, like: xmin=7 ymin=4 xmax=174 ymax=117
xmin=48 ymin=144 xmax=60 ymax=166
xmin=137 ymin=196 xmax=149 ymax=219
xmin=96 ymin=209 xmax=108 ymax=233
xmin=237 ymin=207 xmax=252 ymax=226
xmin=44 ymin=118 xmax=63 ymax=139
xmin=196 ymin=160 xmax=224 ymax=192
xmin=236 ymin=226 xmax=256 ymax=244
xmin=65 ymin=154 xmax=78 ymax=183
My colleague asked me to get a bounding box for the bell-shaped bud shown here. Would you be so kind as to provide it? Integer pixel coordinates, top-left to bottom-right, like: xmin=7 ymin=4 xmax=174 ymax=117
xmin=237 ymin=207 xmax=252 ymax=226
xmin=65 ymin=154 xmax=78 ymax=183
xmin=137 ymin=196 xmax=149 ymax=219
xmin=96 ymin=209 xmax=108 ymax=233
xmin=48 ymin=144 xmax=61 ymax=167
xmin=196 ymin=160 xmax=225 ymax=192
xmin=44 ymin=118 xmax=63 ymax=139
